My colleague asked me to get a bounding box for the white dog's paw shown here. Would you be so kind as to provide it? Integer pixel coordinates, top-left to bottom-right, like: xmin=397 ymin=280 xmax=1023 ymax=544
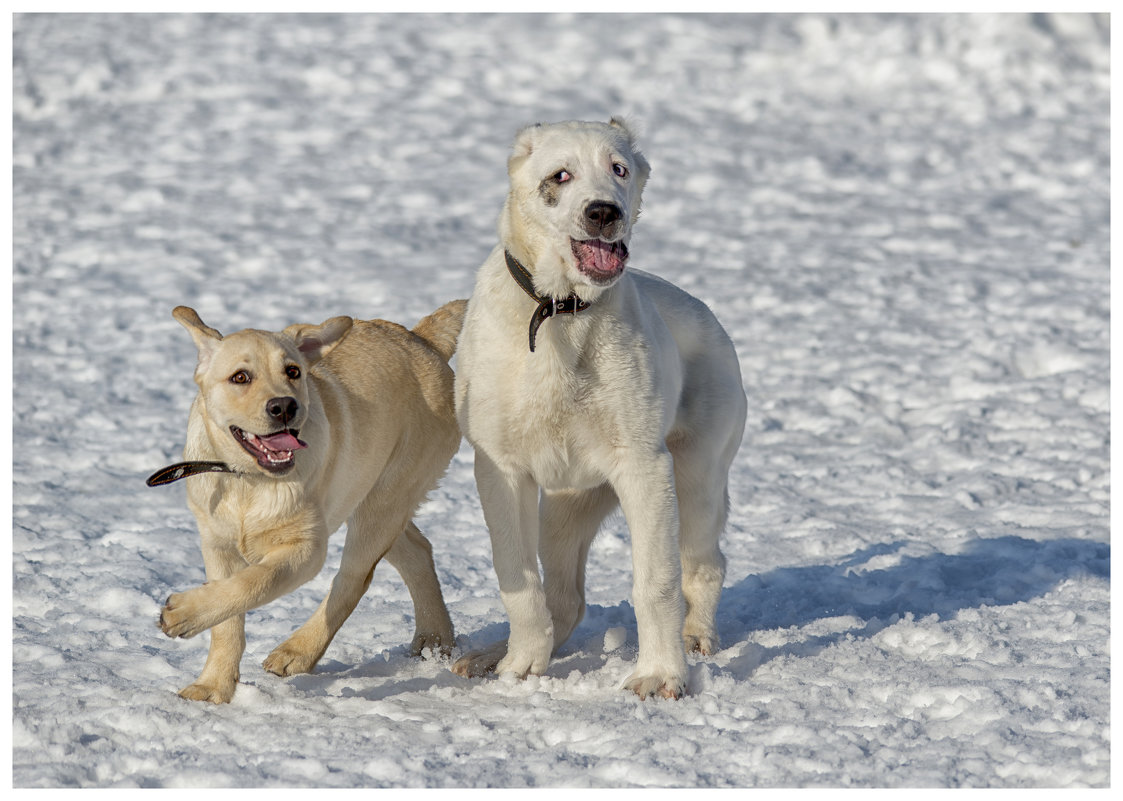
xmin=684 ymin=631 xmax=719 ymax=656
xmin=623 ymin=670 xmax=687 ymax=700
xmin=158 ymin=588 xmax=212 ymax=639
xmin=496 ymin=647 xmax=550 ymax=679
xmin=178 ymin=679 xmax=236 ymax=704
xmin=451 ymin=641 xmax=508 ymax=678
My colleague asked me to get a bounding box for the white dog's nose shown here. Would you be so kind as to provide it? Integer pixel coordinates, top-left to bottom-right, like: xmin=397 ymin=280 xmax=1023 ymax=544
xmin=584 ymin=201 xmax=623 ymax=235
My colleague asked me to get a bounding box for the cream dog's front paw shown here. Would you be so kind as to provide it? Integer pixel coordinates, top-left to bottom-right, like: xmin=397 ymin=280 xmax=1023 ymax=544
xmin=178 ymin=679 xmax=236 ymax=704
xmin=158 ymin=588 xmax=212 ymax=639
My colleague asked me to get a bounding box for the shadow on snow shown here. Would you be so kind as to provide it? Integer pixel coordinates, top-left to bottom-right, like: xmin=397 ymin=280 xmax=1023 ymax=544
xmin=570 ymin=534 xmax=1106 ymax=679
xmin=299 ymin=534 xmax=1107 ymax=696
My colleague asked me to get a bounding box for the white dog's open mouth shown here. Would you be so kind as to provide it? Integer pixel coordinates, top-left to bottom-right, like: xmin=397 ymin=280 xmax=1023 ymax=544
xmin=571 ymin=238 xmax=628 ymax=283
xmin=231 ymin=426 xmax=307 ymax=472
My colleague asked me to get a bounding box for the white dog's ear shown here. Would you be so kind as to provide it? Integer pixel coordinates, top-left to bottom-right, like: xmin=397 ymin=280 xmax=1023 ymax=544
xmin=508 ymin=123 xmax=542 ymax=176
xmin=609 ymin=115 xmax=639 ymax=137
xmin=631 ymin=147 xmax=652 ymax=196
xmin=609 ymin=116 xmax=651 ymax=215
xmin=173 ymin=306 xmax=223 ymax=372
xmin=286 ymin=316 xmax=354 ymax=365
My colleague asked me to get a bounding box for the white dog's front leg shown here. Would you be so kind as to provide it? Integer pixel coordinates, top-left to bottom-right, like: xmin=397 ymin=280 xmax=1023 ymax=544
xmin=613 ymin=449 xmax=688 ymax=699
xmin=475 ymin=450 xmax=553 ymax=678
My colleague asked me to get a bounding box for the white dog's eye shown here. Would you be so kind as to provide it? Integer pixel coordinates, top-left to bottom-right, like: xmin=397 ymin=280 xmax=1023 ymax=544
xmin=613 ymin=163 xmax=628 ymax=178
xmin=285 ymin=365 xmax=301 ymax=380
xmin=553 ymin=170 xmax=572 ymax=183
xmin=230 ymin=370 xmax=251 ymax=385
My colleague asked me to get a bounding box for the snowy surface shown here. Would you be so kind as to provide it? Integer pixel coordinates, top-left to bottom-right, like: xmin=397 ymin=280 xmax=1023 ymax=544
xmin=10 ymin=12 xmax=1110 ymax=788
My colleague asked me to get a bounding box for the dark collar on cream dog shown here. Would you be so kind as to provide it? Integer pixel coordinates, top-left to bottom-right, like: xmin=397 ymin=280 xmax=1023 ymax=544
xmin=146 ymin=460 xmax=236 ymax=486
xmin=504 ymin=250 xmax=591 ymax=352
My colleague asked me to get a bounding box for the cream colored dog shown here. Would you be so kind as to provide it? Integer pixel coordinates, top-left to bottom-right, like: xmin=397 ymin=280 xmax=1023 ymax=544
xmin=453 ymin=119 xmax=747 ymax=699
xmin=156 ymin=300 xmax=465 ymax=703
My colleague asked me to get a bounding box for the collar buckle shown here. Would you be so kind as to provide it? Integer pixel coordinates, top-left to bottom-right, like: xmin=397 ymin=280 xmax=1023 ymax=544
xmin=504 ymin=250 xmax=591 ymax=352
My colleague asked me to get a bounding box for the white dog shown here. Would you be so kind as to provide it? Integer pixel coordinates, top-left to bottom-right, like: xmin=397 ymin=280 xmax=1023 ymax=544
xmin=154 ymin=301 xmax=465 ymax=703
xmin=453 ymin=119 xmax=746 ymax=699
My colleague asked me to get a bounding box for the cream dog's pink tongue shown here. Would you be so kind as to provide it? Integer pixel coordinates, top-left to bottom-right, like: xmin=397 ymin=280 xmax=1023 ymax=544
xmin=258 ymin=431 xmax=307 ymax=451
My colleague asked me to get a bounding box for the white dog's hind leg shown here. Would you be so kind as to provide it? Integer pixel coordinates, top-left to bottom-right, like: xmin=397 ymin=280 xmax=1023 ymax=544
xmin=612 ymin=450 xmax=688 ymax=699
xmin=670 ymin=439 xmax=729 ymax=656
xmin=457 ymin=450 xmax=553 ymax=678
xmin=540 ymin=485 xmax=617 ymax=651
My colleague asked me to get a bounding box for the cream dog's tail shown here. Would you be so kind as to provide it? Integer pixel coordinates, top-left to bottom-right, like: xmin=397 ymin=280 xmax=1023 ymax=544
xmin=412 ymin=299 xmax=468 ymax=362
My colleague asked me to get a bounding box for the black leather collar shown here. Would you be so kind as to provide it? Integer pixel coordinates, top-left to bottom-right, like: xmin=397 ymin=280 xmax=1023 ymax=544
xmin=146 ymin=460 xmax=236 ymax=486
xmin=504 ymin=250 xmax=591 ymax=352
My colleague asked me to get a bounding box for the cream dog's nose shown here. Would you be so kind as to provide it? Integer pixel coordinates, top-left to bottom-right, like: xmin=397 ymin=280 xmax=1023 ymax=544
xmin=266 ymin=396 xmax=298 ymax=425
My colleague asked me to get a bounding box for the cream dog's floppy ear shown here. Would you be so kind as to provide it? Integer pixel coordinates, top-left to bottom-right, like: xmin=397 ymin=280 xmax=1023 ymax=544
xmin=284 ymin=316 xmax=353 ymax=366
xmin=173 ymin=306 xmax=223 ymax=375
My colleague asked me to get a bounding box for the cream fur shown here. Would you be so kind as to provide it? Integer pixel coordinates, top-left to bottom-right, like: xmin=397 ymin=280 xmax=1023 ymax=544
xmin=159 ymin=300 xmax=466 ymax=703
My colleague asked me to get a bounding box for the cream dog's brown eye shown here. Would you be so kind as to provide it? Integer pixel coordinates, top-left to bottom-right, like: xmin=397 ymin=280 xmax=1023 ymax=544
xmin=554 ymin=170 xmax=572 ymax=183
xmin=230 ymin=370 xmax=251 ymax=385
xmin=613 ymin=162 xmax=628 ymax=178
xmin=285 ymin=365 xmax=301 ymax=380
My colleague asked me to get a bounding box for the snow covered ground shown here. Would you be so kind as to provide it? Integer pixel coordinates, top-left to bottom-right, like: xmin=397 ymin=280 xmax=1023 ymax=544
xmin=10 ymin=12 xmax=1110 ymax=788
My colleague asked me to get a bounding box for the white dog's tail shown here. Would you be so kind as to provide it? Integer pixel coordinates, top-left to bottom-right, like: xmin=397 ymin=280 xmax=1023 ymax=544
xmin=413 ymin=299 xmax=468 ymax=362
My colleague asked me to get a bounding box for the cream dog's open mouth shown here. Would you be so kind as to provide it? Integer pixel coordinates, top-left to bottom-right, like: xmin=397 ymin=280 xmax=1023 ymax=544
xmin=230 ymin=425 xmax=307 ymax=472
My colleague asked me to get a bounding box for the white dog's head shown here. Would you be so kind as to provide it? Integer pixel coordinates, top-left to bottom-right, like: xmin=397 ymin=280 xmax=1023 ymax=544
xmin=173 ymin=306 xmax=352 ymax=476
xmin=499 ymin=117 xmax=650 ymax=301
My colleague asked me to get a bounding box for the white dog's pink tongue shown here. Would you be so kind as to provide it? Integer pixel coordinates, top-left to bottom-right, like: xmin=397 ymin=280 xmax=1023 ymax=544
xmin=259 ymin=431 xmax=307 ymax=452
xmin=574 ymin=239 xmax=627 ymax=277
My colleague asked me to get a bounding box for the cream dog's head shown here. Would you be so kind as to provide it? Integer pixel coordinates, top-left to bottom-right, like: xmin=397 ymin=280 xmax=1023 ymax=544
xmin=173 ymin=306 xmax=352 ymax=476
xmin=499 ymin=117 xmax=650 ymax=301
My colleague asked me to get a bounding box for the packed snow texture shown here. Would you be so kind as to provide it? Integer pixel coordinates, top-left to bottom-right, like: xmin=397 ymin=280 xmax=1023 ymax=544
xmin=11 ymin=12 xmax=1109 ymax=788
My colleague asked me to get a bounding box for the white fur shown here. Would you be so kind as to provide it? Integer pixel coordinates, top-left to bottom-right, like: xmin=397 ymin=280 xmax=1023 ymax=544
xmin=453 ymin=119 xmax=747 ymax=699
